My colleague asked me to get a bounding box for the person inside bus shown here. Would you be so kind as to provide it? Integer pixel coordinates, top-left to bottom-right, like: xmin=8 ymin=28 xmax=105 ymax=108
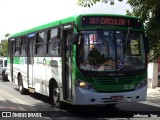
xmin=88 ymin=45 xmax=99 ymax=65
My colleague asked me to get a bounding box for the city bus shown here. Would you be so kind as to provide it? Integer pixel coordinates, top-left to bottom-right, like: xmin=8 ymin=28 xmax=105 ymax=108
xmin=6 ymin=14 xmax=148 ymax=108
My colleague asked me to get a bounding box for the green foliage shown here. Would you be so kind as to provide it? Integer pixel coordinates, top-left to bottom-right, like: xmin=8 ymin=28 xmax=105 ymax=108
xmin=0 ymin=40 xmax=8 ymax=57
xmin=0 ymin=33 xmax=9 ymax=57
xmin=127 ymin=0 xmax=160 ymax=62
xmin=5 ymin=33 xmax=10 ymax=38
xmin=77 ymin=0 xmax=123 ymax=7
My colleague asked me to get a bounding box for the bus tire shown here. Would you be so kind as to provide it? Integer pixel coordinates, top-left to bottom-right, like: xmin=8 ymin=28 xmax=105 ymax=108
xmin=51 ymin=83 xmax=62 ymax=108
xmin=2 ymin=71 xmax=8 ymax=81
xmin=18 ymin=74 xmax=27 ymax=95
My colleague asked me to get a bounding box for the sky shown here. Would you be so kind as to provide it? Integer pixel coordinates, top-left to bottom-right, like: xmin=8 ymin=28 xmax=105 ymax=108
xmin=0 ymin=0 xmax=131 ymax=40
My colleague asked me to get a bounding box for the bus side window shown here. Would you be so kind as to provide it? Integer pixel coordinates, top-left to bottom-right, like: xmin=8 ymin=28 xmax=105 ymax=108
xmin=15 ymin=38 xmax=21 ymax=56
xmin=35 ymin=32 xmax=45 ymax=56
xmin=46 ymin=30 xmax=51 ymax=55
xmin=21 ymin=36 xmax=27 ymax=56
xmin=50 ymin=28 xmax=60 ymax=57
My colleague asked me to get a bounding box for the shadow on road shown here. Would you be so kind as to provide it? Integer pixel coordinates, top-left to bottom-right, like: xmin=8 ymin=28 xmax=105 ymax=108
xmin=66 ymin=104 xmax=160 ymax=118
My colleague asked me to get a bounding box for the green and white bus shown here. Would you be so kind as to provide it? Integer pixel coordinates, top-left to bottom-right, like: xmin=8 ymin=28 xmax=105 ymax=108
xmin=6 ymin=14 xmax=148 ymax=108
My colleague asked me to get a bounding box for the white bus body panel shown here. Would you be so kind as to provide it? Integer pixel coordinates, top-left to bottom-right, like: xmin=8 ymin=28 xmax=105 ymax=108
xmin=33 ymin=57 xmax=62 ymax=96
xmin=7 ymin=57 xmax=62 ymax=97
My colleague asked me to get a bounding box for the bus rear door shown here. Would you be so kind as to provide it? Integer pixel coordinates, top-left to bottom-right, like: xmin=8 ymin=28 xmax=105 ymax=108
xmin=10 ymin=39 xmax=15 ymax=82
xmin=27 ymin=36 xmax=35 ymax=90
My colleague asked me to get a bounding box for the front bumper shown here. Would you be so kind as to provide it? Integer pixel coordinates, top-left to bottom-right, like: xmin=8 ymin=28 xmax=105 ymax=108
xmin=73 ymin=85 xmax=147 ymax=105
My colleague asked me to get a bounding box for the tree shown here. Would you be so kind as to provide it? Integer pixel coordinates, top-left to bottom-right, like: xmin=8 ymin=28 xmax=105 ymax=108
xmin=77 ymin=0 xmax=123 ymax=7
xmin=126 ymin=0 xmax=160 ymax=62
xmin=0 ymin=40 xmax=8 ymax=56
xmin=0 ymin=33 xmax=10 ymax=56
xmin=5 ymin=33 xmax=10 ymax=38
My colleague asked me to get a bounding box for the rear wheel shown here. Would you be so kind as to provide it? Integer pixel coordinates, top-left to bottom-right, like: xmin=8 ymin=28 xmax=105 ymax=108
xmin=18 ymin=74 xmax=28 ymax=95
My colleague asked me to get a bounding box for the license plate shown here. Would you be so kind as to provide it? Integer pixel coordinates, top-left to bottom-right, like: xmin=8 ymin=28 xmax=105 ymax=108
xmin=111 ymin=96 xmax=123 ymax=100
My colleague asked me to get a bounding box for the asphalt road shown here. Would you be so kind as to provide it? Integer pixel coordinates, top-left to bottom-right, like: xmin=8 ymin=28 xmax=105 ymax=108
xmin=0 ymin=77 xmax=160 ymax=120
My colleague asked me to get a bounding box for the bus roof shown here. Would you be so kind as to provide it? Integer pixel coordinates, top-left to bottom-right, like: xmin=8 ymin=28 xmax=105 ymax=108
xmin=8 ymin=14 xmax=141 ymax=39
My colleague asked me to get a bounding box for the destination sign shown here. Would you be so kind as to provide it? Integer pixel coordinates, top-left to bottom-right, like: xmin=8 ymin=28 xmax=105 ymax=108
xmin=82 ymin=16 xmax=142 ymax=28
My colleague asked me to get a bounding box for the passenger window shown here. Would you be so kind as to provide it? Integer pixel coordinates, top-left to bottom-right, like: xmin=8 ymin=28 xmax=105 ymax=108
xmin=15 ymin=38 xmax=21 ymax=56
xmin=35 ymin=32 xmax=45 ymax=56
xmin=50 ymin=29 xmax=60 ymax=56
xmin=47 ymin=30 xmax=51 ymax=55
xmin=21 ymin=36 xmax=27 ymax=56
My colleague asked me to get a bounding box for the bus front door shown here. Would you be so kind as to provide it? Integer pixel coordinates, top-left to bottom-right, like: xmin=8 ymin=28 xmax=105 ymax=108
xmin=27 ymin=37 xmax=35 ymax=89
xmin=62 ymin=29 xmax=73 ymax=101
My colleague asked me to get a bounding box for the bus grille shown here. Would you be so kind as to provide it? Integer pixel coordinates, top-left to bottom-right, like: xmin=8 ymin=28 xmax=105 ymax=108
xmin=96 ymin=77 xmax=134 ymax=85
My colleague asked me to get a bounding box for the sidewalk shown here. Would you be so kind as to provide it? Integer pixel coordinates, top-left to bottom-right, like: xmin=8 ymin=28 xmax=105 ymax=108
xmin=147 ymin=87 xmax=160 ymax=105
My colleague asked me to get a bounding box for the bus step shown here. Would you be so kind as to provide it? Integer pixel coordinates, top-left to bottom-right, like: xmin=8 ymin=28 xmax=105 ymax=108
xmin=28 ymin=88 xmax=35 ymax=93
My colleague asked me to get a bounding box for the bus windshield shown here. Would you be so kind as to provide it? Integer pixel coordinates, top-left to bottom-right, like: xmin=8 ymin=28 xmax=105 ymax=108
xmin=77 ymin=30 xmax=146 ymax=72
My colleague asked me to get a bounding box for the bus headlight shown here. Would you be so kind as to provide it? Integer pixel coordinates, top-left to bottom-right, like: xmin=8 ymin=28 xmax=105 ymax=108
xmin=75 ymin=80 xmax=97 ymax=92
xmin=135 ymin=79 xmax=147 ymax=90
